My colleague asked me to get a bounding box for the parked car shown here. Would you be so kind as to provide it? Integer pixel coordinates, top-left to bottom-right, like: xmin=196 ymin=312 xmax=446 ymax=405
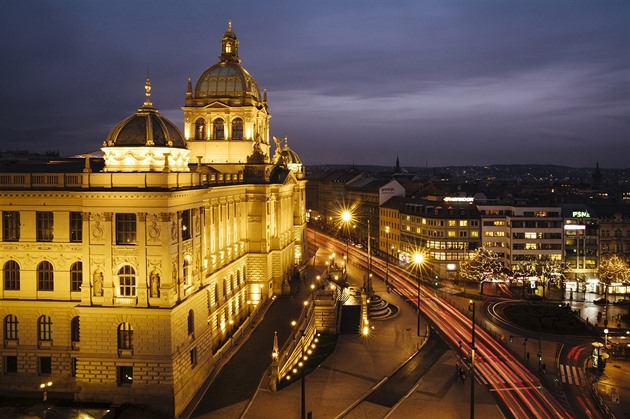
xmin=593 ymin=298 xmax=609 ymax=306
xmin=613 ymin=299 xmax=630 ymax=306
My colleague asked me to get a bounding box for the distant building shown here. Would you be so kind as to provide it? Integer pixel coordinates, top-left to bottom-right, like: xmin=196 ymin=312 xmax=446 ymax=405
xmin=0 ymin=22 xmax=306 ymax=417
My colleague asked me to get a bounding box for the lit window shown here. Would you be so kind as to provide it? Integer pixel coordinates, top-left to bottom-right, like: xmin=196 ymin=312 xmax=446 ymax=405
xmin=36 ymin=211 xmax=54 ymax=242
xmin=116 ymin=213 xmax=136 ymax=245
xmin=118 ymin=266 xmax=136 ymax=296
xmin=195 ymin=118 xmax=206 ymax=140
xmin=117 ymin=322 xmax=133 ymax=350
xmin=37 ymin=261 xmax=54 ymax=291
xmin=70 ymin=212 xmax=82 ymax=242
xmin=459 ymin=220 xmax=468 ymax=227
xmin=38 ymin=315 xmax=52 ymax=341
xmin=118 ymin=366 xmax=133 ymax=385
xmin=213 ymin=118 xmax=225 ymax=140
xmin=2 ymin=211 xmax=20 ymax=241
xmin=4 ymin=314 xmax=18 ymax=341
xmin=70 ymin=261 xmax=82 ymax=292
xmin=3 ymin=260 xmax=20 ymax=290
xmin=182 ymin=210 xmax=191 ymax=241
xmin=232 ymin=118 xmax=243 ymax=140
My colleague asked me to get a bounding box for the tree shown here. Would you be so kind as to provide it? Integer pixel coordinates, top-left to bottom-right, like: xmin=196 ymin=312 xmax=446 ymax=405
xmin=460 ymin=247 xmax=505 ymax=282
xmin=597 ymin=255 xmax=630 ymax=319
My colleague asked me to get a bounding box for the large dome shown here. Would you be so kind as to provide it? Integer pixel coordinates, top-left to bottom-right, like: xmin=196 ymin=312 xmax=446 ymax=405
xmin=195 ymin=62 xmax=261 ymax=101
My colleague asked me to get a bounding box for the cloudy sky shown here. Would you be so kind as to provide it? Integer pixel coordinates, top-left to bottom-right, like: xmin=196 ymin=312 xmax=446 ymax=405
xmin=1 ymin=1 xmax=628 ymax=168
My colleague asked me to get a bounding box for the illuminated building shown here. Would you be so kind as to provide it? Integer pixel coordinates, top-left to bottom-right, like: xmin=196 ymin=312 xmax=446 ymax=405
xmin=0 ymin=22 xmax=306 ymax=417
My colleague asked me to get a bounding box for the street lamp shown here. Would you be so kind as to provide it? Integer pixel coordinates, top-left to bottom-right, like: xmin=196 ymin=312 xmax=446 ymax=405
xmin=341 ymin=210 xmax=352 ymax=274
xmin=40 ymin=381 xmax=53 ymax=401
xmin=412 ymin=252 xmax=424 ymax=337
xmin=604 ymin=328 xmax=609 ymax=348
xmin=469 ymin=300 xmax=476 ymax=419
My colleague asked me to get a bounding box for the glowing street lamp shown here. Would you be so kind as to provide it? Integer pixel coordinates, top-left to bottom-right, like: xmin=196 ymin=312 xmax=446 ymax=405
xmin=412 ymin=252 xmax=424 ymax=337
xmin=604 ymin=328 xmax=609 ymax=348
xmin=341 ymin=210 xmax=353 ymax=274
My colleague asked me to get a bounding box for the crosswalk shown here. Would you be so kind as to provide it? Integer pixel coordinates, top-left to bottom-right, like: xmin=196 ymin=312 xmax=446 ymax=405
xmin=474 ymin=363 xmax=585 ymax=388
xmin=558 ymin=363 xmax=585 ymax=386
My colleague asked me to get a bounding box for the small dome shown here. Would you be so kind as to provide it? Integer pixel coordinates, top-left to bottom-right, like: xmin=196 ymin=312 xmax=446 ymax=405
xmin=279 ymin=147 xmax=302 ymax=165
xmin=103 ymin=79 xmax=186 ymax=149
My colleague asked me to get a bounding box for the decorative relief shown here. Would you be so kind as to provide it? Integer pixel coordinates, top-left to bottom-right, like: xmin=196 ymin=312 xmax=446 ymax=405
xmin=82 ymin=212 xmax=90 ymax=221
xmin=103 ymin=212 xmax=113 ymax=222
xmin=148 ymin=220 xmax=161 ymax=241
xmin=92 ymin=214 xmax=104 ymax=240
xmin=160 ymin=212 xmax=172 ymax=222
xmin=171 ymin=220 xmax=178 ymax=241
xmin=113 ymin=256 xmax=138 ymax=269
xmin=138 ymin=212 xmax=147 ymax=222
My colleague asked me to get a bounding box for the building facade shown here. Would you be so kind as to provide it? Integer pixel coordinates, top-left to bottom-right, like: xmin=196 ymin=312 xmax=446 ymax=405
xmin=0 ymin=23 xmax=306 ymax=417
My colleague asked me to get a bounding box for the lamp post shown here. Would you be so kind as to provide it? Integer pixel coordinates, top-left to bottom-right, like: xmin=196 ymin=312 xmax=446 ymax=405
xmin=40 ymin=381 xmax=53 ymax=402
xmin=604 ymin=328 xmax=609 ymax=348
xmin=341 ymin=210 xmax=352 ymax=275
xmin=385 ymin=226 xmax=390 ymax=291
xmin=412 ymin=253 xmax=424 ymax=337
xmin=469 ymin=300 xmax=476 ymax=419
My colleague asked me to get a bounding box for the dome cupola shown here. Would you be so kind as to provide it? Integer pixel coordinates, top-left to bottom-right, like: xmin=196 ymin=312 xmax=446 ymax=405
xmin=102 ymin=77 xmax=190 ymax=172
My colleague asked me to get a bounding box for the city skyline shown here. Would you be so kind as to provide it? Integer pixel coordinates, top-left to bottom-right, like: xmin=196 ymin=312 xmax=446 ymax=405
xmin=1 ymin=1 xmax=628 ymax=168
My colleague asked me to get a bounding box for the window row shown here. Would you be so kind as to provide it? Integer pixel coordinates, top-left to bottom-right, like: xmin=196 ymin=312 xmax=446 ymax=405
xmin=3 ymin=314 xmax=78 ymax=343
xmin=3 ymin=260 xmax=82 ymax=291
xmin=3 ymin=315 xmax=135 ymax=352
xmin=194 ymin=117 xmax=244 ymax=141
xmin=2 ymin=211 xmax=82 ymax=243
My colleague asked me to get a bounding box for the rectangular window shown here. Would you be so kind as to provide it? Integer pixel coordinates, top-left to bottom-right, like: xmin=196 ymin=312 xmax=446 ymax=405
xmin=36 ymin=211 xmax=54 ymax=242
xmin=118 ymin=366 xmax=133 ymax=386
xmin=39 ymin=357 xmax=52 ymax=375
xmin=2 ymin=211 xmax=20 ymax=241
xmin=70 ymin=212 xmax=82 ymax=242
xmin=5 ymin=356 xmax=18 ymax=374
xmin=116 ymin=213 xmax=136 ymax=245
xmin=190 ymin=348 xmax=197 ymax=367
xmin=459 ymin=220 xmax=468 ymax=227
xmin=182 ymin=209 xmax=192 ymax=241
xmin=71 ymin=357 xmax=77 ymax=377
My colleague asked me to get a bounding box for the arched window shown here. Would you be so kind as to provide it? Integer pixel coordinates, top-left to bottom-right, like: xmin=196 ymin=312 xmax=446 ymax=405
xmin=4 ymin=314 xmax=18 ymax=341
xmin=70 ymin=261 xmax=82 ymax=292
xmin=214 ymin=283 xmax=219 ymax=305
xmin=232 ymin=118 xmax=243 ymax=140
xmin=117 ymin=322 xmax=133 ymax=350
xmin=118 ymin=265 xmax=136 ymax=297
xmin=187 ymin=309 xmax=195 ymax=336
xmin=230 ymin=275 xmax=234 ymax=294
xmin=37 ymin=261 xmax=54 ymax=291
xmin=195 ymin=118 xmax=206 ymax=140
xmin=236 ymin=271 xmax=241 ymax=289
xmin=71 ymin=316 xmax=80 ymax=343
xmin=38 ymin=315 xmax=52 ymax=341
xmin=213 ymin=118 xmax=225 ymax=140
xmin=3 ymin=260 xmax=20 ymax=290
xmin=222 ymin=278 xmax=227 ymax=297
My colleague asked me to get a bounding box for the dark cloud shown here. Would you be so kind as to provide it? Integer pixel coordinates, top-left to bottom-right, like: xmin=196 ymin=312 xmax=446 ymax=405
xmin=1 ymin=1 xmax=628 ymax=167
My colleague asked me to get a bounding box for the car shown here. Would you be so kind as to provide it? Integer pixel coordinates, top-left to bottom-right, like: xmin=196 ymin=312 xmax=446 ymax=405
xmin=593 ymin=298 xmax=609 ymax=306
xmin=613 ymin=299 xmax=630 ymax=306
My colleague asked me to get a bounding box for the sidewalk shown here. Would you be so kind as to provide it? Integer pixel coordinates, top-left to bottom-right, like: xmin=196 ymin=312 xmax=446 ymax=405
xmin=242 ymin=259 xmax=503 ymax=419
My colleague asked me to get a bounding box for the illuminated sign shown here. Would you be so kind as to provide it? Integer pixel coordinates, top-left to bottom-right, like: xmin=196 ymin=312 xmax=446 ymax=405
xmin=443 ymin=197 xmax=474 ymax=203
xmin=564 ymin=224 xmax=586 ymax=230
xmin=572 ymin=210 xmax=590 ymax=218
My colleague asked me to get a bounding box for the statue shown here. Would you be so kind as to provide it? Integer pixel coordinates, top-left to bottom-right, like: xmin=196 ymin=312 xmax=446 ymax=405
xmin=150 ymin=270 xmax=160 ymax=298
xmin=93 ymin=271 xmax=103 ymax=296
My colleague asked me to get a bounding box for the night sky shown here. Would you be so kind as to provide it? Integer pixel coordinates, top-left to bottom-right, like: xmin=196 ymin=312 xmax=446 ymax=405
xmin=1 ymin=1 xmax=628 ymax=168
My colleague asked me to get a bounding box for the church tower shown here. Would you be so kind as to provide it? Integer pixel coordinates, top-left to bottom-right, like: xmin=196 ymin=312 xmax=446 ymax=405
xmin=182 ymin=20 xmax=271 ymax=164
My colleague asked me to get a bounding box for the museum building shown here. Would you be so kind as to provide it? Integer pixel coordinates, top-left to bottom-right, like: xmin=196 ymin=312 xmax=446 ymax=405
xmin=0 ymin=22 xmax=306 ymax=417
